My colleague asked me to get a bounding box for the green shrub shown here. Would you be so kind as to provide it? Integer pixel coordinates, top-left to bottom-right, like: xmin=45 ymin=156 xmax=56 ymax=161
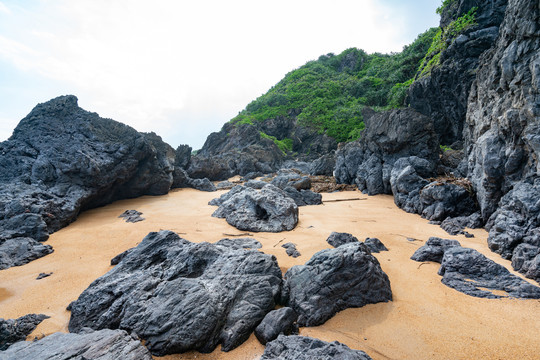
xmin=436 ymin=0 xmax=457 ymax=14
xmin=259 ymin=131 xmax=293 ymax=154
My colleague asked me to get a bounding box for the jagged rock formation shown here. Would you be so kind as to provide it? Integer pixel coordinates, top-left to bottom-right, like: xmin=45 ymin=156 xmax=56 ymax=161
xmin=188 ymin=117 xmax=335 ymax=181
xmin=254 ymin=307 xmax=298 ymax=345
xmin=212 ymin=185 xmax=299 ymax=232
xmin=0 ymin=95 xmax=211 ymax=270
xmin=261 ymin=335 xmax=373 ymax=360
xmin=281 ymin=242 xmax=392 ymax=326
xmin=118 ymin=210 xmax=144 ymax=223
xmin=364 ymin=238 xmax=388 ymax=253
xmin=0 ymin=314 xmax=49 ymax=351
xmin=0 ymin=328 xmax=152 ymax=360
xmin=408 ymin=0 xmax=508 ymax=145
xmin=462 ymin=0 xmax=540 ymax=282
xmin=335 ymin=108 xmax=439 ymax=195
xmin=411 ymin=239 xmax=540 ymax=299
xmin=68 ymin=230 xmax=282 ymax=355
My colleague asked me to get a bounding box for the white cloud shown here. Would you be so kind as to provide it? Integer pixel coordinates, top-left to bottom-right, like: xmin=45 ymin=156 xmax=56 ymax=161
xmin=0 ymin=1 xmax=11 ymax=15
xmin=0 ymin=0 xmax=438 ymax=148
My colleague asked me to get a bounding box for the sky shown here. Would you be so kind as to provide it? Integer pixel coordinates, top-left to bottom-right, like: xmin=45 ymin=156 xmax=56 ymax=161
xmin=0 ymin=0 xmax=440 ymax=149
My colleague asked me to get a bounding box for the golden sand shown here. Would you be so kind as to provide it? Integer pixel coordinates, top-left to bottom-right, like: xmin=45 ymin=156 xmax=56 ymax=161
xmin=0 ymin=188 xmax=539 ymax=360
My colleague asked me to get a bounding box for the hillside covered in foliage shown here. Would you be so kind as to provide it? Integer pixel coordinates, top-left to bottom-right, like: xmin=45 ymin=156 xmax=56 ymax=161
xmin=230 ymin=28 xmax=437 ymax=143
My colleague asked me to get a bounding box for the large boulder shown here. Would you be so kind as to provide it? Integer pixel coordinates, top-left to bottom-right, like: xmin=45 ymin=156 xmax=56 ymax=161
xmin=281 ymin=242 xmax=392 ymax=326
xmin=68 ymin=230 xmax=282 ymax=355
xmin=212 ymin=185 xmax=299 ymax=232
xmin=0 ymin=328 xmax=152 ymax=360
xmin=0 ymin=95 xmax=206 ymax=269
xmin=335 ymin=108 xmax=439 ymax=195
xmin=261 ymin=335 xmax=373 ymax=360
xmin=0 ymin=314 xmax=49 ymax=351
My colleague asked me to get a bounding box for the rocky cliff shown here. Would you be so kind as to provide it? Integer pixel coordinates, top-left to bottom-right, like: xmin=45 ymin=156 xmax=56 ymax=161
xmin=0 ymin=95 xmax=207 ymax=270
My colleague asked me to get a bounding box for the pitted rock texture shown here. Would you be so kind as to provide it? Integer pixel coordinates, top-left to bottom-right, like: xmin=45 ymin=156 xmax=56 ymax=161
xmin=0 ymin=95 xmax=205 ymax=270
xmin=212 ymin=185 xmax=299 ymax=232
xmin=281 ymin=242 xmax=392 ymax=326
xmin=0 ymin=237 xmax=53 ymax=270
xmin=261 ymin=335 xmax=373 ymax=360
xmin=0 ymin=328 xmax=152 ymax=360
xmin=326 ymin=232 xmax=359 ymax=248
xmin=335 ymin=108 xmax=439 ymax=195
xmin=254 ymin=307 xmax=298 ymax=345
xmin=408 ymin=0 xmax=508 ymax=145
xmin=68 ymin=230 xmax=282 ymax=355
xmin=0 ymin=314 xmax=49 ymax=351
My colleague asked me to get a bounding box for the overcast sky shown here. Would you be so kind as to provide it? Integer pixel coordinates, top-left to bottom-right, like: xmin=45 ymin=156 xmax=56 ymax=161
xmin=0 ymin=0 xmax=440 ymax=149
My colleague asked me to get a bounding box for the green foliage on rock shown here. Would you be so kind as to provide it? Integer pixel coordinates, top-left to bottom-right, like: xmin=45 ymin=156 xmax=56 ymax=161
xmin=231 ymin=28 xmax=436 ymax=142
xmin=259 ymin=131 xmax=293 ymax=154
xmin=418 ymin=7 xmax=478 ymax=77
xmin=436 ymin=0 xmax=457 ymax=14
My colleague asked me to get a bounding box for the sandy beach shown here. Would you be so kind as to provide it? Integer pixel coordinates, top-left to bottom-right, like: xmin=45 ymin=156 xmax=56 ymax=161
xmin=1 ymin=188 xmax=539 ymax=360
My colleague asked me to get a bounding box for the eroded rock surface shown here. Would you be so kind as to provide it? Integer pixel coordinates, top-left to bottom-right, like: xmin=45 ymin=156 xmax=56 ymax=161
xmin=326 ymin=232 xmax=359 ymax=248
xmin=261 ymin=335 xmax=373 ymax=360
xmin=118 ymin=210 xmax=144 ymax=223
xmin=254 ymin=308 xmax=297 ymax=345
xmin=0 ymin=314 xmax=49 ymax=351
xmin=212 ymin=185 xmax=299 ymax=232
xmin=0 ymin=328 xmax=152 ymax=360
xmin=68 ymin=230 xmax=282 ymax=355
xmin=282 ymin=242 xmax=392 ymax=326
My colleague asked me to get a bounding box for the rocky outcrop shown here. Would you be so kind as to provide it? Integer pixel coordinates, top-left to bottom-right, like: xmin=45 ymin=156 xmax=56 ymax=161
xmin=0 ymin=95 xmax=211 ymax=270
xmin=408 ymin=0 xmax=508 ymax=145
xmin=411 ymin=240 xmax=540 ymax=298
xmin=212 ymin=185 xmax=299 ymax=232
xmin=462 ymin=0 xmax=540 ymax=282
xmin=261 ymin=335 xmax=373 ymax=360
xmin=0 ymin=328 xmax=152 ymax=360
xmin=0 ymin=314 xmax=49 ymax=350
xmin=335 ymin=108 xmax=439 ymax=195
xmin=364 ymin=238 xmax=388 ymax=253
xmin=68 ymin=230 xmax=282 ymax=355
xmin=281 ymin=242 xmax=392 ymax=326
xmin=0 ymin=238 xmax=53 ymax=270
xmin=254 ymin=308 xmax=298 ymax=345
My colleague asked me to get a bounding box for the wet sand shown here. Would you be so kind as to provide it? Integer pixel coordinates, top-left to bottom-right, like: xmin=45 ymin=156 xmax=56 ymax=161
xmin=0 ymin=188 xmax=539 ymax=360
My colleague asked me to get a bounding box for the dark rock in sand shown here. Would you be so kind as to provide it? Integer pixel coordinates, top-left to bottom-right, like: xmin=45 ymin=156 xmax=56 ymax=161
xmin=364 ymin=238 xmax=388 ymax=253
xmin=216 ymin=181 xmax=235 ymax=190
xmin=281 ymin=161 xmax=311 ymax=175
xmin=326 ymin=232 xmax=359 ymax=248
xmin=242 ymin=172 xmax=264 ymax=181
xmin=271 ymin=173 xmax=311 ymax=191
xmin=418 ymin=181 xmax=477 ymax=221
xmin=282 ymin=242 xmax=392 ymax=326
xmin=254 ymin=308 xmax=298 ymax=345
xmin=36 ymin=272 xmax=53 ymax=280
xmin=282 ymin=187 xmax=322 ymax=207
xmin=390 ymin=156 xmax=435 ymax=215
xmin=411 ymin=237 xmax=461 ymax=263
xmin=110 ymin=249 xmax=132 ymax=266
xmin=212 ymin=185 xmax=299 ymax=232
xmin=68 ymin=230 xmax=282 ymax=355
xmin=0 ymin=314 xmax=49 ymax=350
xmin=440 ymin=212 xmax=483 ymax=236
xmin=245 ymin=179 xmax=268 ymax=189
xmin=439 ymin=247 xmax=540 ymax=299
xmin=215 ymin=237 xmax=262 ymax=250
xmin=118 ymin=210 xmax=144 ymax=223
xmin=0 ymin=237 xmax=53 ymax=270
xmin=0 ymin=328 xmax=152 ymax=359
xmin=208 ymin=185 xmax=246 ymax=206
xmin=261 ymin=335 xmax=373 ymax=360
xmin=310 ymin=152 xmax=336 ymax=176
xmin=282 ymin=243 xmax=301 ymax=258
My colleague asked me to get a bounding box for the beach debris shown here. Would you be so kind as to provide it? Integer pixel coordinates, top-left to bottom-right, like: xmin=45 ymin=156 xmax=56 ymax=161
xmin=68 ymin=230 xmax=282 ymax=355
xmin=118 ymin=210 xmax=144 ymax=223
xmin=36 ymin=272 xmax=53 ymax=280
xmin=282 ymin=242 xmax=392 ymax=326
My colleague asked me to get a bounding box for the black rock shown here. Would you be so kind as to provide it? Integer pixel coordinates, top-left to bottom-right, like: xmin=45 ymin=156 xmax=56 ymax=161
xmin=271 ymin=173 xmax=311 ymax=191
xmin=245 ymin=180 xmax=268 ymax=189
xmin=216 ymin=181 xmax=235 ymax=190
xmin=282 ymin=243 xmax=301 ymax=258
xmin=0 ymin=237 xmax=53 ymax=270
xmin=242 ymin=172 xmax=264 ymax=181
xmin=261 ymin=335 xmax=373 ymax=360
xmin=118 ymin=210 xmax=144 ymax=223
xmin=175 ymin=144 xmax=192 ymax=170
xmin=68 ymin=230 xmax=282 ymax=355
xmin=0 ymin=328 xmax=152 ymax=359
xmin=410 ymin=237 xmax=461 ymax=263
xmin=282 ymin=242 xmax=392 ymax=326
xmin=36 ymin=272 xmax=52 ymax=280
xmin=326 ymin=232 xmax=359 ymax=248
xmin=254 ymin=307 xmax=297 ymax=345
xmin=281 ymin=161 xmax=311 ymax=175
xmin=418 ymin=182 xmax=477 ymax=221
xmin=110 ymin=249 xmax=132 ymax=266
xmin=215 ymin=237 xmax=262 ymax=250
xmin=208 ymin=185 xmax=246 ymax=206
xmin=212 ymin=185 xmax=299 ymax=232
xmin=310 ymin=152 xmax=336 ymax=176
xmin=440 ymin=212 xmax=483 ymax=236
xmin=364 ymin=238 xmax=388 ymax=253
xmin=439 ymin=247 xmax=540 ymax=299
xmin=282 ymin=187 xmax=322 ymax=207
xmin=0 ymin=314 xmax=49 ymax=350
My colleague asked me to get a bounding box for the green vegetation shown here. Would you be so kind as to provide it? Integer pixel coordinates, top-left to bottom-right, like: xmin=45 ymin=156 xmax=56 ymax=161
xmin=440 ymin=144 xmax=453 ymax=152
xmin=418 ymin=7 xmax=478 ymax=77
xmin=259 ymin=131 xmax=293 ymax=154
xmin=230 ymin=28 xmax=437 ymax=143
xmin=436 ymin=0 xmax=457 ymax=15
